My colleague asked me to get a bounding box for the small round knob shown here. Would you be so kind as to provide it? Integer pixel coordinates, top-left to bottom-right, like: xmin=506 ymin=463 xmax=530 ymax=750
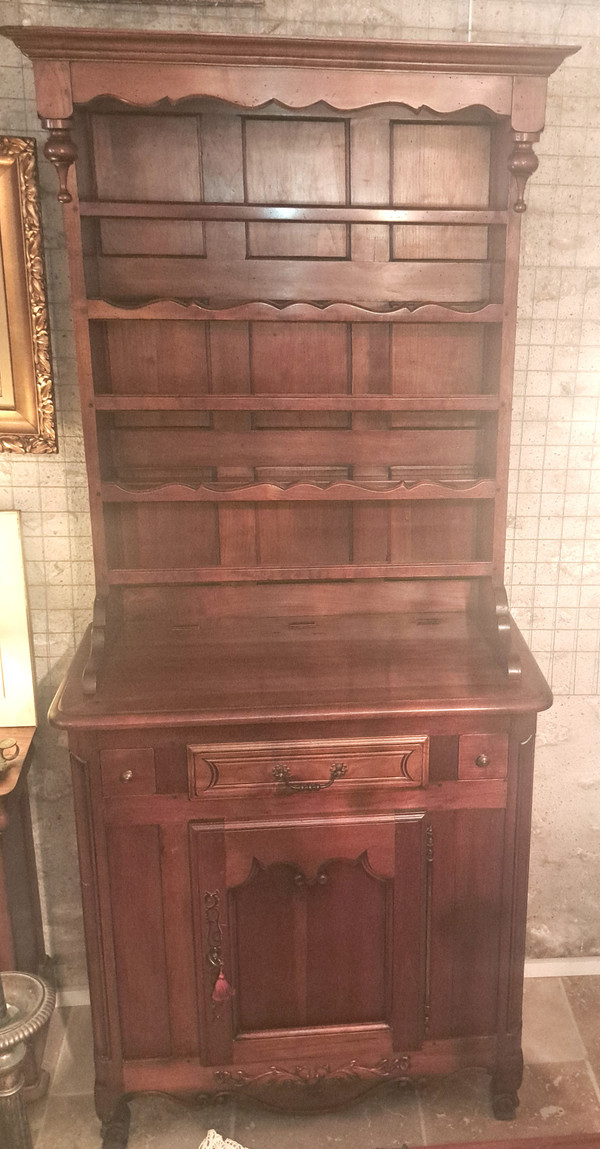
xmin=0 ymin=738 xmax=19 ymax=762
xmin=120 ymin=769 xmax=133 ymax=784
xmin=475 ymin=754 xmax=490 ymax=769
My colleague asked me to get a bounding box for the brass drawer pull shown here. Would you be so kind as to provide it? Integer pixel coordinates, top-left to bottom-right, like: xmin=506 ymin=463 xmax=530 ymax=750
xmin=273 ymin=762 xmax=347 ymax=793
xmin=120 ymin=769 xmax=134 ymax=784
xmin=475 ymin=754 xmax=490 ymax=769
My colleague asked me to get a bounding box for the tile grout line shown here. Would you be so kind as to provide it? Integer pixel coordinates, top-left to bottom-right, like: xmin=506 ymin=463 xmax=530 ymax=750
xmin=416 ymin=1082 xmax=428 ymax=1147
xmin=36 ymin=1018 xmax=69 ymax=1147
xmin=56 ymin=959 xmax=600 ymax=1007
xmin=228 ymin=1096 xmax=238 ymax=1141
xmin=584 ymin=1060 xmax=600 ymax=1111
xmin=560 ymin=977 xmax=600 ymax=1110
xmin=554 ymin=976 xmax=589 ymax=1060
xmin=32 ymin=1020 xmax=68 ymax=1149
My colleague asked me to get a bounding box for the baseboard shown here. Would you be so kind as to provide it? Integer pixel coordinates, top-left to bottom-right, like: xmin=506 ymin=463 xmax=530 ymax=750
xmin=524 ymin=956 xmax=600 ymax=978
xmin=56 ymin=987 xmax=91 ymax=1007
xmin=54 ymin=958 xmax=600 ymax=1007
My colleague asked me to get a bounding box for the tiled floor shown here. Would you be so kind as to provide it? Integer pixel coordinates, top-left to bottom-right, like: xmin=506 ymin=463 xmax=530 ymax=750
xmin=27 ymin=977 xmax=600 ymax=1149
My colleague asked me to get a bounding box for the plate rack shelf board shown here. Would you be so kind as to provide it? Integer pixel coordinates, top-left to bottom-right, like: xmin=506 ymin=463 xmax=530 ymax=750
xmin=1 ymin=26 xmax=577 ymax=1145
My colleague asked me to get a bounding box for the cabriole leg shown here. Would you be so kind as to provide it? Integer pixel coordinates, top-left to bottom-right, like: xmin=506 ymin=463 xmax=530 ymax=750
xmin=490 ymin=1047 xmax=523 ymax=1121
xmin=100 ymin=1096 xmax=131 ymax=1149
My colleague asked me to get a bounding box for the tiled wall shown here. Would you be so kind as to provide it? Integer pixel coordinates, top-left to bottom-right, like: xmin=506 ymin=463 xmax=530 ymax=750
xmin=0 ymin=0 xmax=598 ymax=985
xmin=508 ymin=26 xmax=600 ymax=698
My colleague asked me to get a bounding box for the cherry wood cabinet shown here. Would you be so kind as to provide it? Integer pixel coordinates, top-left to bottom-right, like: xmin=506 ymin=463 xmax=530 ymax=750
xmin=2 ymin=25 xmax=577 ymax=1141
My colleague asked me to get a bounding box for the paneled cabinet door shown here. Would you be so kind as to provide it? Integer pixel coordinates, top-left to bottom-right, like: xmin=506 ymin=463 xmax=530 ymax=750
xmin=190 ymin=811 xmax=429 ymax=1066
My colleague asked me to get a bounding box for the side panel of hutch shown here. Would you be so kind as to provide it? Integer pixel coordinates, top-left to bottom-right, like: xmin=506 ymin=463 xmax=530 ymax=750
xmin=2 ymin=26 xmax=576 ymax=1143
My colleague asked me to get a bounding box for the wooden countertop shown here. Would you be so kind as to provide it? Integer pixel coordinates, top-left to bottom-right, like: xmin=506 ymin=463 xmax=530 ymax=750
xmin=49 ymin=612 xmax=552 ymax=730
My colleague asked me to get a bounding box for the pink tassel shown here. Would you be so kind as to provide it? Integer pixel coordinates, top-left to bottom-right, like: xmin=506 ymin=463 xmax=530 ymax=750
xmin=212 ymin=969 xmax=235 ymax=1003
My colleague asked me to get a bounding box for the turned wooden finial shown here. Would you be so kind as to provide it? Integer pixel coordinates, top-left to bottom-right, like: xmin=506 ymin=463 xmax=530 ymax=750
xmin=508 ymin=131 xmax=540 ymax=213
xmin=41 ymin=118 xmax=77 ymax=203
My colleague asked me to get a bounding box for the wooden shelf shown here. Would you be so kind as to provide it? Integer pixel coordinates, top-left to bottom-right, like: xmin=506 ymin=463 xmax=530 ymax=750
xmin=93 ymin=395 xmax=501 ymax=412
xmin=108 ymin=562 xmax=493 ymax=585
xmin=87 ymin=300 xmax=504 ymax=324
xmin=50 ymin=612 xmax=552 ymax=730
xmin=101 ymin=479 xmax=497 ymax=503
xmin=79 ymin=201 xmax=509 ymax=225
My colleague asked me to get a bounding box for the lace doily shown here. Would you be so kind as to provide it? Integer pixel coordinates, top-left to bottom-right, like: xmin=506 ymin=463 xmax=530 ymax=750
xmin=198 ymin=1131 xmax=249 ymax=1149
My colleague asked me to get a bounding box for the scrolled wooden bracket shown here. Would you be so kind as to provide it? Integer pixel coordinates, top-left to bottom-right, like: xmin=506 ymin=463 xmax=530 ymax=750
xmin=508 ymin=131 xmax=540 ymax=213
xmin=40 ymin=118 xmax=77 ymax=203
xmin=476 ymin=579 xmax=522 ymax=680
xmin=82 ymin=594 xmax=108 ymax=696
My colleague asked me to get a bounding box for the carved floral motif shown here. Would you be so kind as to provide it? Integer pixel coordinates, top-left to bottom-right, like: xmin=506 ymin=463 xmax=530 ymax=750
xmin=214 ymin=1055 xmax=411 ymax=1091
xmin=0 ymin=136 xmax=56 ymax=454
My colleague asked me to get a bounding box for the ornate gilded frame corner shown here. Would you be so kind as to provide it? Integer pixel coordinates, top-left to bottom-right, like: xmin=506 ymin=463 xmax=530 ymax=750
xmin=0 ymin=135 xmax=56 ymax=454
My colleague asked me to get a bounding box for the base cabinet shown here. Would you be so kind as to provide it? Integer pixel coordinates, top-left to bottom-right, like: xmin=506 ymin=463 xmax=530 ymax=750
xmin=69 ymin=716 xmax=534 ymax=1121
xmin=192 ymin=811 xmax=425 ymax=1059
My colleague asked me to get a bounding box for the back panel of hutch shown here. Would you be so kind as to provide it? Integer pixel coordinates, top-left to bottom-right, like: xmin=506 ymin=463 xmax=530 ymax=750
xmin=3 ymin=25 xmax=576 ymax=1143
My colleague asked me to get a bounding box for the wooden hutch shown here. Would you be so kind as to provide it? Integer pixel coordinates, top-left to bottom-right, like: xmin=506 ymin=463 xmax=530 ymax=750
xmin=2 ymin=25 xmax=577 ymax=1144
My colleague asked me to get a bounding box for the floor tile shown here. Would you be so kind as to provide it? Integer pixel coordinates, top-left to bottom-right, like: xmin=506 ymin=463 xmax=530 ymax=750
xmin=51 ymin=1003 xmax=94 ymax=1095
xmin=127 ymin=1094 xmax=237 ymax=1149
xmin=418 ymin=1062 xmax=600 ymax=1143
xmin=26 ymin=1007 xmax=71 ymax=1143
xmin=27 ymin=984 xmax=600 ymax=1148
xmin=28 ymin=1095 xmax=49 ymax=1145
xmin=522 ymin=977 xmax=587 ymax=1064
xmin=38 ymin=1006 xmax=71 ymax=1084
xmin=232 ymin=1081 xmax=423 ymax=1149
xmin=34 ymin=1092 xmax=237 ymax=1149
xmin=33 ymin=1093 xmax=101 ymax=1149
xmin=563 ymin=976 xmax=600 ymax=1085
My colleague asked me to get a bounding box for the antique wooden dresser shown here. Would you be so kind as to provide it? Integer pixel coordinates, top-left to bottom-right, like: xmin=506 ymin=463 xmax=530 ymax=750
xmin=2 ymin=25 xmax=577 ymax=1144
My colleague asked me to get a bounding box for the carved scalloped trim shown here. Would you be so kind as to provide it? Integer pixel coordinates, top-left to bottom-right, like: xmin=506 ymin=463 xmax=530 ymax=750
xmin=92 ymin=299 xmax=501 ymax=322
xmin=231 ymin=851 xmax=391 ymax=891
xmin=79 ymin=92 xmax=507 ymax=116
xmin=104 ymin=478 xmax=495 ymax=501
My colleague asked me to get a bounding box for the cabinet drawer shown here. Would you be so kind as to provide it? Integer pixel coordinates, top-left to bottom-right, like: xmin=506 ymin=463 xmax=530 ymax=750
xmin=188 ymin=735 xmax=428 ymax=799
xmin=458 ymin=733 xmax=508 ymax=780
xmin=100 ymin=748 xmax=156 ymax=796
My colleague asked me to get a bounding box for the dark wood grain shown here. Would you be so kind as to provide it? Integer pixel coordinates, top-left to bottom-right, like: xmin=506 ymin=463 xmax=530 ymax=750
xmin=80 ymin=202 xmax=509 ymax=224
xmin=87 ymin=300 xmax=504 ymax=323
xmin=3 ymin=26 xmax=577 ymax=75
xmin=12 ymin=24 xmax=571 ymax=1126
xmin=94 ymin=396 xmax=501 ymax=411
xmin=105 ymin=823 xmax=171 ymax=1059
xmin=50 ymin=612 xmax=552 ymax=729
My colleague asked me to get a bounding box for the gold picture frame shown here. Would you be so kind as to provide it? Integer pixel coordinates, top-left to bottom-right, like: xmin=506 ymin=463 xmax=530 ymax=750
xmin=0 ymin=135 xmax=56 ymax=453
